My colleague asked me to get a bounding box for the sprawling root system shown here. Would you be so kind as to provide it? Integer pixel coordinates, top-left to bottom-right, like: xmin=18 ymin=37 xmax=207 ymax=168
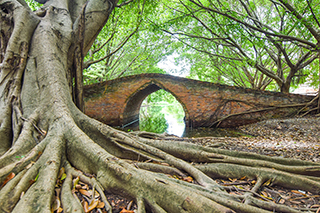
xmin=1 ymin=108 xmax=320 ymax=212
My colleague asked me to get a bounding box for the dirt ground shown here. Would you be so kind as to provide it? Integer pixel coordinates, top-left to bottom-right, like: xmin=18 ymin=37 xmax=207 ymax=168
xmin=227 ymin=117 xmax=320 ymax=162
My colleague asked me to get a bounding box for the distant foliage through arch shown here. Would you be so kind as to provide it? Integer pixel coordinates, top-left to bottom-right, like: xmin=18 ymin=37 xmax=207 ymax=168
xmin=139 ymin=89 xmax=185 ymax=135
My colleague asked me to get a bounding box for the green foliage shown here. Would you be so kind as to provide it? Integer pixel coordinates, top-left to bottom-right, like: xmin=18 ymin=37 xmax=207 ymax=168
xmin=83 ymin=0 xmax=176 ymax=85
xmin=146 ymin=0 xmax=320 ymax=92
xmin=307 ymin=59 xmax=320 ymax=88
xmin=139 ymin=89 xmax=185 ymax=134
xmin=79 ymin=0 xmax=319 ymax=92
xmin=139 ymin=110 xmax=168 ymax=133
xmin=25 ymin=0 xmax=41 ymax=10
xmin=145 ymin=89 xmax=176 ymax=104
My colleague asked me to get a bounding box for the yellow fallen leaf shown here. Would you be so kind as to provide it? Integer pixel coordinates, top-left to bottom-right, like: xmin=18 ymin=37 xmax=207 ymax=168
xmin=260 ymin=194 xmax=273 ymax=200
xmin=263 ymin=179 xmax=272 ymax=186
xmin=79 ymin=189 xmax=91 ymax=197
xmin=87 ymin=200 xmax=99 ymax=212
xmin=97 ymin=201 xmax=105 ymax=209
xmin=34 ymin=172 xmax=40 ymax=182
xmin=51 ymin=197 xmax=60 ymax=212
xmin=57 ymin=167 xmax=65 ymax=179
xmin=172 ymin=175 xmax=180 ymax=179
xmin=120 ymin=208 xmax=134 ymax=213
xmin=60 ymin=173 xmax=67 ymax=181
xmin=183 ymin=176 xmax=193 ymax=183
xmin=73 ymin=176 xmax=80 ymax=189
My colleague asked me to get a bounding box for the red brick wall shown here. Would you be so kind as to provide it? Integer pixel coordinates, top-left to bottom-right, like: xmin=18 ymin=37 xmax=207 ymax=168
xmin=84 ymin=73 xmax=314 ymax=128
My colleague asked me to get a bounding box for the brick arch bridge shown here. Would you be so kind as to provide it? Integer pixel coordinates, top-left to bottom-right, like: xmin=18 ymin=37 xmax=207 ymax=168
xmin=84 ymin=73 xmax=314 ymax=128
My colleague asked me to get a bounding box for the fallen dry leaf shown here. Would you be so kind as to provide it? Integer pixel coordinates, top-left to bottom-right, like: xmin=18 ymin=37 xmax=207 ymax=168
xmin=291 ymin=190 xmax=307 ymax=196
xmin=73 ymin=176 xmax=80 ymax=189
xmin=120 ymin=208 xmax=134 ymax=213
xmin=260 ymin=191 xmax=273 ymax=201
xmin=1 ymin=172 xmax=15 ymax=187
xmin=87 ymin=200 xmax=99 ymax=212
xmin=51 ymin=197 xmax=61 ymax=212
xmin=182 ymin=176 xmax=193 ymax=183
xmin=263 ymin=179 xmax=272 ymax=186
xmin=83 ymin=201 xmax=89 ymax=212
xmin=57 ymin=167 xmax=65 ymax=179
xmin=97 ymin=201 xmax=105 ymax=208
xmin=79 ymin=189 xmax=91 ymax=197
xmin=290 ymin=200 xmax=302 ymax=205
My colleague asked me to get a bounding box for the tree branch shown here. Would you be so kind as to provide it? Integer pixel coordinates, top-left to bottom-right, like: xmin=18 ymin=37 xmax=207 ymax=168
xmin=306 ymin=0 xmax=320 ymax=29
xmin=116 ymin=0 xmax=134 ymax=7
xmin=278 ymin=0 xmax=320 ymax=42
xmin=84 ymin=20 xmax=140 ymax=69
xmin=188 ymin=0 xmax=317 ymax=48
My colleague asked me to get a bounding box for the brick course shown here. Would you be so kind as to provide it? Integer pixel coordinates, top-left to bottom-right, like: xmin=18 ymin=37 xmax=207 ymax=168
xmin=84 ymin=73 xmax=314 ymax=128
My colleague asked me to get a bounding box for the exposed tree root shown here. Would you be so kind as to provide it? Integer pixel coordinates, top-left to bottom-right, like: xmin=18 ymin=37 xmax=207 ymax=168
xmin=298 ymin=93 xmax=319 ymax=116
xmin=210 ymin=99 xmax=318 ymax=128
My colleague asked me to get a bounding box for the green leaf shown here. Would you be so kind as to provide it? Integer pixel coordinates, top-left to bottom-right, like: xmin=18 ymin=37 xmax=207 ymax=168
xmin=60 ymin=173 xmax=67 ymax=181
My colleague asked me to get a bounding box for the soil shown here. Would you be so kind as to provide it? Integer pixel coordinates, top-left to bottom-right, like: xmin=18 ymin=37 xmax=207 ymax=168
xmin=227 ymin=117 xmax=320 ymax=162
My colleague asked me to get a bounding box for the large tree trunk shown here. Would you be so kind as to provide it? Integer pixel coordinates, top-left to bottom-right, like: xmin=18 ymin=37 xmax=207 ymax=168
xmin=0 ymin=1 xmax=320 ymax=212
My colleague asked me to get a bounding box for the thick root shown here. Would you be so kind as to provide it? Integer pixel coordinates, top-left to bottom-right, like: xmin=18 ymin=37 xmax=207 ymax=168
xmin=12 ymin=136 xmax=64 ymax=213
xmin=197 ymin=163 xmax=320 ymax=194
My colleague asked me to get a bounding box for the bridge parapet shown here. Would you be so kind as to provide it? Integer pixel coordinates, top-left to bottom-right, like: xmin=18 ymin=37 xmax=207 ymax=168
xmin=84 ymin=73 xmax=315 ymax=128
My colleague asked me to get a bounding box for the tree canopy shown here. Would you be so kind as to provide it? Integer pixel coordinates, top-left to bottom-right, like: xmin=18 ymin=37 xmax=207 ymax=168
xmin=84 ymin=0 xmax=320 ymax=93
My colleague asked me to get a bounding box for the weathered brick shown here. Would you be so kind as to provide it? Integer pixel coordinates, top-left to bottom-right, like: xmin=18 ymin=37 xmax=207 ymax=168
xmin=84 ymin=73 xmax=315 ymax=128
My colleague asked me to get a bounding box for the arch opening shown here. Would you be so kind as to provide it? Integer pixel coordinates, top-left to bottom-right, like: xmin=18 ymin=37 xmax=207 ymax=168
xmin=139 ymin=89 xmax=185 ymax=136
xmin=122 ymin=83 xmax=187 ymax=136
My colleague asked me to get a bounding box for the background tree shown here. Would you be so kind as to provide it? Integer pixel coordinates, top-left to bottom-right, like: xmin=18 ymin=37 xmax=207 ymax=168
xmin=1 ymin=0 xmax=320 ymax=212
xmin=82 ymin=0 xmax=176 ymax=84
xmin=154 ymin=0 xmax=320 ymax=92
